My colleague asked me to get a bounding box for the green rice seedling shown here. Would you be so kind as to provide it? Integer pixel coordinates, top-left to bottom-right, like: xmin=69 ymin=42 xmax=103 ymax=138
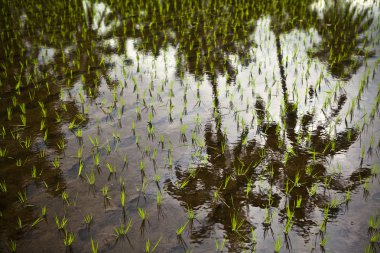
xmin=88 ymin=135 xmax=99 ymax=148
xmin=121 ymin=190 xmax=126 ymax=208
xmin=61 ymin=191 xmax=70 ymax=206
xmin=52 ymin=156 xmax=60 ymax=168
xmin=231 ymin=213 xmax=244 ymax=232
xmin=0 ymin=147 xmax=7 ymax=157
xmin=39 ymin=149 xmax=46 ymax=158
xmin=156 ymin=190 xmax=162 ymax=206
xmin=289 ymin=172 xmax=302 ymax=192
xmin=138 ymin=207 xmax=147 ymax=221
xmin=180 ymin=124 xmax=187 ymax=142
xmin=369 ymin=215 xmax=380 ymax=230
xmin=114 ymin=219 xmax=133 ymax=239
xmin=41 ymin=206 xmax=46 ymax=217
xmin=86 ymin=171 xmax=95 ymax=186
xmin=102 ymin=186 xmax=111 ymax=200
xmin=187 ymin=206 xmax=195 ymax=220
xmin=320 ymin=236 xmax=329 ymax=248
xmin=90 ymin=238 xmax=98 ymax=253
xmin=308 ymin=184 xmax=318 ymax=197
xmin=215 ymin=238 xmax=226 ymax=252
xmin=320 ymin=220 xmax=327 ymax=234
xmin=0 ymin=180 xmax=7 ymax=192
xmin=57 ymin=137 xmax=65 ymax=150
xmin=344 ymin=189 xmax=351 ymax=203
xmin=372 ymin=164 xmax=379 ymax=177
xmin=75 ymin=129 xmax=83 ymax=138
xmin=16 ymin=158 xmax=23 ymax=167
xmin=363 ymin=179 xmax=371 ymax=193
xmin=43 ymin=129 xmax=48 ymax=142
xmin=83 ymin=214 xmax=93 ymax=227
xmin=364 ymin=244 xmax=375 ymax=253
xmin=176 ymin=221 xmax=189 ymax=236
xmin=55 ymin=112 xmax=62 ymax=123
xmin=131 ymin=121 xmax=136 ymax=135
xmin=19 ymin=103 xmax=26 ymax=114
xmin=63 ymin=231 xmax=75 ymax=247
xmin=21 ymin=136 xmax=32 ymax=149
xmin=145 ymin=237 xmax=162 ymax=253
xmin=94 ymin=152 xmax=100 ymax=167
xmin=246 ymin=179 xmax=252 ymax=197
xmin=250 ymin=227 xmax=257 ymax=245
xmin=7 ymin=107 xmax=12 ymax=120
xmin=40 ymin=119 xmax=46 ymax=131
xmin=17 ymin=216 xmax=23 ymax=229
xmin=78 ymin=160 xmax=84 ymax=177
xmin=8 ymin=240 xmax=16 ymax=253
xmin=1 ymin=127 xmax=5 ymax=139
xmin=296 ymin=195 xmax=302 ymax=208
xmin=135 ymin=135 xmax=141 ymax=147
xmin=139 ymin=160 xmax=145 ymax=172
xmin=77 ymin=145 xmax=84 ymax=159
xmin=147 ymin=124 xmax=155 ymax=139
xmin=55 ymin=215 xmax=68 ymax=230
xmin=284 ymin=217 xmax=294 ymax=235
xmin=106 ymin=163 xmax=116 ymax=174
xmin=31 ymin=216 xmax=44 ymax=228
xmin=69 ymin=119 xmax=76 ymax=130
xmin=38 ymin=101 xmax=47 ymax=118
xmin=17 ymin=190 xmax=27 ymax=204
xmin=274 ymin=236 xmax=282 ymax=253
xmin=263 ymin=208 xmax=275 ymax=226
xmin=329 ymin=196 xmax=341 ymax=210
xmin=223 ymin=175 xmax=231 ymax=190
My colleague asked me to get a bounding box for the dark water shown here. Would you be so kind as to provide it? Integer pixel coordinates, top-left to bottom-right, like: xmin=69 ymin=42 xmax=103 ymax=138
xmin=1 ymin=0 xmax=380 ymax=252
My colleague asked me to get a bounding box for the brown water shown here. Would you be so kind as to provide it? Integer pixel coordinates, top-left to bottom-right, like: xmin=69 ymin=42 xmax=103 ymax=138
xmin=1 ymin=0 xmax=380 ymax=252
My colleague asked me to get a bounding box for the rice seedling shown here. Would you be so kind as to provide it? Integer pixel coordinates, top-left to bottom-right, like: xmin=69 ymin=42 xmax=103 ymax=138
xmin=85 ymin=171 xmax=96 ymax=186
xmin=83 ymin=214 xmax=93 ymax=227
xmin=8 ymin=240 xmax=16 ymax=253
xmin=31 ymin=216 xmax=44 ymax=228
xmin=372 ymin=164 xmax=379 ymax=177
xmin=55 ymin=215 xmax=68 ymax=231
xmin=90 ymin=238 xmax=98 ymax=253
xmin=231 ymin=213 xmax=244 ymax=232
xmin=120 ymin=190 xmax=126 ymax=208
xmin=368 ymin=215 xmax=380 ymax=232
xmin=176 ymin=221 xmax=189 ymax=236
xmin=138 ymin=207 xmax=147 ymax=221
xmin=106 ymin=163 xmax=116 ymax=175
xmin=102 ymin=185 xmax=111 ymax=201
xmin=114 ymin=219 xmax=133 ymax=239
xmin=263 ymin=208 xmax=275 ymax=227
xmin=0 ymin=180 xmax=7 ymax=192
xmin=61 ymin=191 xmax=70 ymax=206
xmin=63 ymin=230 xmax=75 ymax=247
xmin=17 ymin=216 xmax=23 ymax=229
xmin=0 ymin=147 xmax=7 ymax=158
xmin=17 ymin=190 xmax=27 ymax=204
xmin=296 ymin=195 xmax=302 ymax=208
xmin=215 ymin=238 xmax=226 ymax=252
xmin=274 ymin=236 xmax=282 ymax=253
xmin=187 ymin=206 xmax=195 ymax=220
xmin=145 ymin=237 xmax=162 ymax=253
xmin=41 ymin=206 xmax=46 ymax=217
xmin=320 ymin=235 xmax=329 ymax=248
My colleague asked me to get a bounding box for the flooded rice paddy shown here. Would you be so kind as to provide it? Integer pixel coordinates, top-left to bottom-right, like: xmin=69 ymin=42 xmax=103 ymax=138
xmin=1 ymin=0 xmax=380 ymax=252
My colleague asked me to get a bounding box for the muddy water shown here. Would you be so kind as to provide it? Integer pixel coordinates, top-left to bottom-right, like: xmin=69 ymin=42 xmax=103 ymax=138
xmin=0 ymin=0 xmax=380 ymax=252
